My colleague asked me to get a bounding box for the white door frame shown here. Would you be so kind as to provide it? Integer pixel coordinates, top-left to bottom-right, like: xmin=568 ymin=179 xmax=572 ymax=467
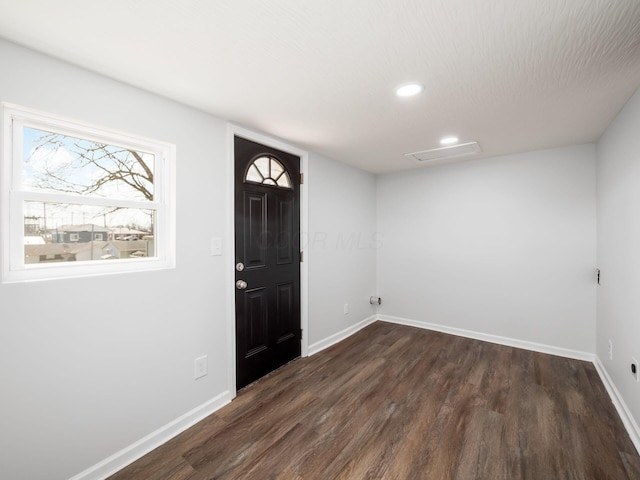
xmin=226 ymin=123 xmax=309 ymax=398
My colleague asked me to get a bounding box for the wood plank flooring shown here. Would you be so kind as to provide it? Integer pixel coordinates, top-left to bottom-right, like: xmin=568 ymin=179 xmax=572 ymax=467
xmin=108 ymin=322 xmax=640 ymax=479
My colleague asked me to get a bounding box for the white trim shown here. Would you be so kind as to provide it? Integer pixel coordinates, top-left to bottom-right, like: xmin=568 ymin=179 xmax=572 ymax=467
xmin=300 ymin=152 xmax=309 ymax=357
xmin=2 ymin=102 xmax=168 ymax=153
xmin=13 ymin=190 xmax=163 ymax=210
xmin=593 ymin=356 xmax=640 ymax=455
xmin=377 ymin=315 xmax=640 ymax=453
xmin=225 ymin=124 xmax=237 ymax=399
xmin=378 ymin=315 xmax=640 ymax=455
xmin=69 ymin=390 xmax=232 ymax=480
xmin=69 ymin=319 xmax=640 ymax=480
xmin=1 ymin=103 xmax=176 ymax=283
xmin=377 ymin=315 xmax=595 ymax=362
xmin=225 ymin=124 xmax=309 ymax=397
xmin=308 ymin=315 xmax=378 ymax=356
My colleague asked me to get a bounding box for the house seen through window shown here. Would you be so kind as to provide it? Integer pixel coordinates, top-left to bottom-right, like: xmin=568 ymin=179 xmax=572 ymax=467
xmin=2 ymin=104 xmax=176 ymax=282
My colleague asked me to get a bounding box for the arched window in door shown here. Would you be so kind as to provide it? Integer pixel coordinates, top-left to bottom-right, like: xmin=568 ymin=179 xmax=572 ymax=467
xmin=245 ymin=156 xmax=292 ymax=189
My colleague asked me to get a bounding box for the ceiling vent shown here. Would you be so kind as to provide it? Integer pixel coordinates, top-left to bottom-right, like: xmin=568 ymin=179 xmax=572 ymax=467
xmin=406 ymin=141 xmax=482 ymax=163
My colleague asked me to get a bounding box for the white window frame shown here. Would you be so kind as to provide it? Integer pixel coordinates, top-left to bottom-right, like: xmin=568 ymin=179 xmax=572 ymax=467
xmin=1 ymin=103 xmax=176 ymax=283
xmin=69 ymin=233 xmax=80 ymax=242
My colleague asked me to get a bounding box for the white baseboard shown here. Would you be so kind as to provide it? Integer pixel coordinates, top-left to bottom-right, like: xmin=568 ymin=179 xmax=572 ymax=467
xmin=308 ymin=315 xmax=377 ymax=356
xmin=377 ymin=314 xmax=595 ymax=362
xmin=69 ymin=390 xmax=233 ymax=480
xmin=73 ymin=315 xmax=377 ymax=480
xmin=378 ymin=314 xmax=640 ymax=455
xmin=70 ymin=318 xmax=640 ymax=480
xmin=593 ymin=356 xmax=640 ymax=455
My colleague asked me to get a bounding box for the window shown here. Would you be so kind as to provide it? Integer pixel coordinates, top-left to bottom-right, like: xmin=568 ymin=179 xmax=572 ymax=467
xmin=2 ymin=104 xmax=176 ymax=282
xmin=245 ymin=156 xmax=292 ymax=188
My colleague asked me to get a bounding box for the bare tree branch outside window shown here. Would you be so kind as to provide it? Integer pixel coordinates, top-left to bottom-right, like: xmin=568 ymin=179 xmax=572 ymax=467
xmin=22 ymin=127 xmax=156 ymax=235
xmin=4 ymin=104 xmax=174 ymax=279
xmin=25 ymin=128 xmax=154 ymax=202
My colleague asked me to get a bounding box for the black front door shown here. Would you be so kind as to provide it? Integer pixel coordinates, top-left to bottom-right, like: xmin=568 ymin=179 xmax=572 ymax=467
xmin=234 ymin=136 xmax=301 ymax=390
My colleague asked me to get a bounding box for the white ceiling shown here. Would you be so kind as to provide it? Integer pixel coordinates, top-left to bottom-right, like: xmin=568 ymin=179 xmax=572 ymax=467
xmin=1 ymin=0 xmax=640 ymax=173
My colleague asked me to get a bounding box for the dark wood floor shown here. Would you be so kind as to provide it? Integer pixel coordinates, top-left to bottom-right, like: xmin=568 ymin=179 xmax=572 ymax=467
xmin=109 ymin=321 xmax=640 ymax=479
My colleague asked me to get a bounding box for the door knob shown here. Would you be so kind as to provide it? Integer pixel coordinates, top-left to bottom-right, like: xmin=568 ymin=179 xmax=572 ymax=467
xmin=236 ymin=262 xmax=245 ymax=272
xmin=236 ymin=280 xmax=248 ymax=290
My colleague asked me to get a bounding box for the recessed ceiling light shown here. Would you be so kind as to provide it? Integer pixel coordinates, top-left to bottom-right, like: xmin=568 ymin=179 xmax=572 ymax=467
xmin=395 ymin=83 xmax=424 ymax=97
xmin=440 ymin=136 xmax=459 ymax=145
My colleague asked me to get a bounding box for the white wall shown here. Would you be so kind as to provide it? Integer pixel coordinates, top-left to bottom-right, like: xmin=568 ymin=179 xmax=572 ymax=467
xmin=307 ymin=152 xmax=378 ymax=347
xmin=597 ymin=86 xmax=640 ymax=435
xmin=4 ymin=33 xmax=635 ymax=480
xmin=376 ymin=145 xmax=597 ymax=354
xmin=0 ymin=39 xmax=379 ymax=480
xmin=0 ymin=39 xmax=230 ymax=480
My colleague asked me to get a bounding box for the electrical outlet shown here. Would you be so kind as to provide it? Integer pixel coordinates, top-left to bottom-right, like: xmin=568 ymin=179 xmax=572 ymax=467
xmin=608 ymin=340 xmax=613 ymax=360
xmin=632 ymin=357 xmax=639 ymax=382
xmin=194 ymin=355 xmax=208 ymax=380
xmin=343 ymin=303 xmax=349 ymax=315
